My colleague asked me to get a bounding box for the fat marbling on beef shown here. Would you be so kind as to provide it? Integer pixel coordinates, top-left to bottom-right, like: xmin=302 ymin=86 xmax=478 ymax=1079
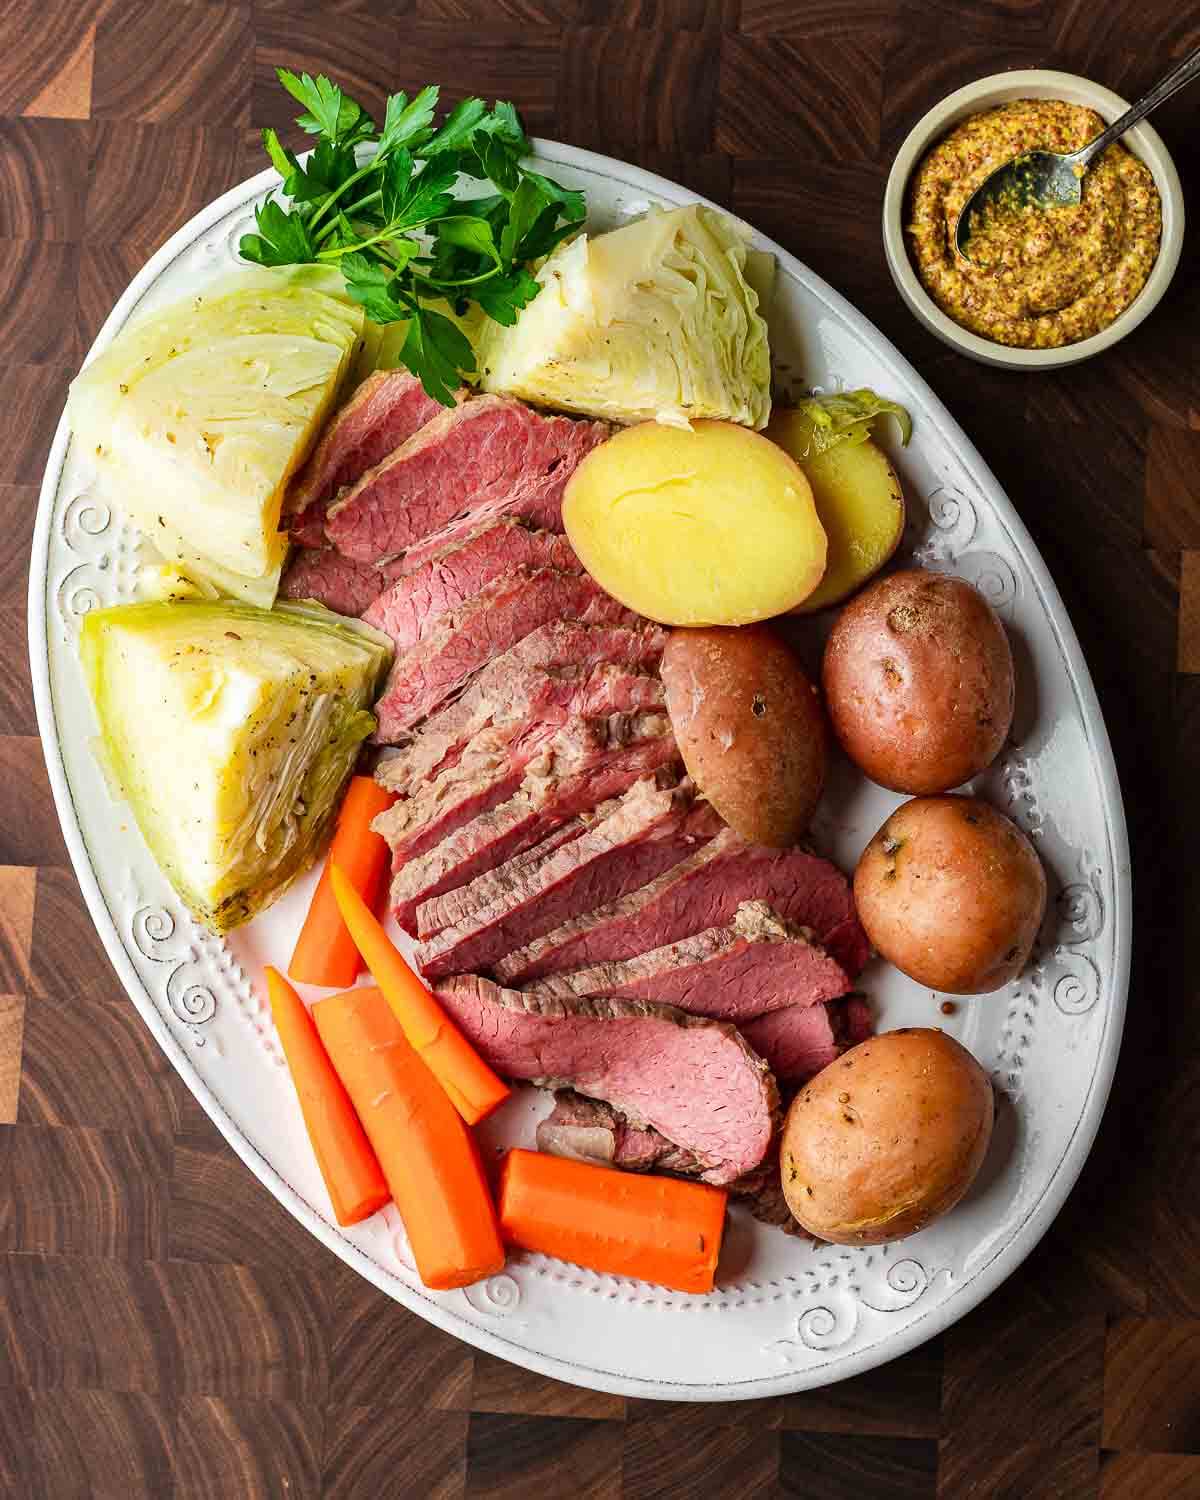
xmin=386 ymin=711 xmax=678 ymax=930
xmin=376 ymin=666 xmax=665 ymax=865
xmin=372 ymin=566 xmax=641 ymax=741
xmin=494 ymin=826 xmax=870 ymax=983
xmin=325 ymin=395 xmax=609 ymax=563
xmin=362 ymin=520 xmax=581 ymax=653
xmin=434 ymin=976 xmax=778 ymax=1185
xmin=375 ymin=621 xmax=669 ymax=794
xmin=414 ymin=779 xmax=726 ymax=976
xmin=522 ymin=900 xmax=850 ymax=1017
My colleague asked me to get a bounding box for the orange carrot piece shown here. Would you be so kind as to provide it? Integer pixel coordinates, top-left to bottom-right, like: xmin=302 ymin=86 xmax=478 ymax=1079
xmin=498 ymin=1149 xmax=728 ymax=1294
xmin=289 ymin=776 xmax=396 ymax=990
xmin=329 ymin=863 xmax=510 ymax=1125
xmin=264 ymin=966 xmax=389 ymax=1227
xmin=312 ymin=986 xmax=506 ymax=1291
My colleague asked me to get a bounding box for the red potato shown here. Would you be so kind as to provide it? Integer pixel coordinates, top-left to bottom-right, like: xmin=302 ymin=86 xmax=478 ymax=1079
xmin=781 ymin=1027 xmax=995 ymax=1244
xmin=854 ymin=795 xmax=1046 ymax=995
xmin=660 ymin=625 xmax=827 ymax=846
xmin=822 ymin=569 xmax=1014 ymax=793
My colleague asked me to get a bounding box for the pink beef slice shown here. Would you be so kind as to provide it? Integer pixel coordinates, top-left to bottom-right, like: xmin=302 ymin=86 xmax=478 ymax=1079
xmin=375 ymin=621 xmax=669 ymax=793
xmin=324 ymin=395 xmax=610 ymax=563
xmin=494 ymin=827 xmax=870 ymax=984
xmin=433 ymin=976 xmax=778 ymax=1185
xmin=740 ymin=1003 xmax=842 ymax=1084
xmin=362 ymin=520 xmax=580 ymax=654
xmin=279 ymin=550 xmax=408 ymax=617
xmin=387 ymin=713 xmax=678 ymax=931
xmin=374 ymin=666 xmax=666 ymax=866
xmin=371 ymin=567 xmax=640 ymax=741
xmin=522 ymin=900 xmax=850 ymax=1018
xmin=415 ymin=782 xmax=726 ymax=974
xmin=286 ymin=371 xmax=454 ymax=546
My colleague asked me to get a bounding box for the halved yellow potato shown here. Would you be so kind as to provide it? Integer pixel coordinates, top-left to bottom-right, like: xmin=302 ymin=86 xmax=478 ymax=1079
xmin=562 ymin=420 xmax=827 ymax=626
xmin=766 ymin=416 xmax=905 ymax=613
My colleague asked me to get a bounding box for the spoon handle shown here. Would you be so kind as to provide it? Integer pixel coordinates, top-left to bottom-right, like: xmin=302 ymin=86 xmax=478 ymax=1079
xmin=1077 ymin=45 xmax=1200 ymax=168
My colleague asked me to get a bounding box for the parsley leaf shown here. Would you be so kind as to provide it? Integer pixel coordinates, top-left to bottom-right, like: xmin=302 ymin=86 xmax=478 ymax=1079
xmin=379 ymin=86 xmax=439 ymax=157
xmin=400 ymin=303 xmax=477 ymax=405
xmin=240 ymin=197 xmax=315 ymax=267
xmin=250 ymin=74 xmax=587 ymax=405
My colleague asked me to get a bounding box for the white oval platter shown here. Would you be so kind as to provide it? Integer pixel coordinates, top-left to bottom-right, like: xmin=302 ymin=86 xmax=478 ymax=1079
xmin=29 ymin=142 xmax=1129 ymax=1400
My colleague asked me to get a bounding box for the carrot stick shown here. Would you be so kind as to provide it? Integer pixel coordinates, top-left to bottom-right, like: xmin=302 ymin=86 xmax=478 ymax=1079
xmin=329 ymin=863 xmax=510 ymax=1125
xmin=264 ymin=967 xmax=389 ymax=1227
xmin=289 ymin=776 xmax=396 ymax=990
xmin=498 ymin=1149 xmax=728 ymax=1294
xmin=312 ymin=985 xmax=506 ymax=1291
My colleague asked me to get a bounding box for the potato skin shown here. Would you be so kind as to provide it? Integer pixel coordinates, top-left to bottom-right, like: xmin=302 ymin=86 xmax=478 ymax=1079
xmin=781 ymin=1027 xmax=995 ymax=1244
xmin=661 ymin=625 xmax=827 ymax=846
xmin=822 ymin=569 xmax=1014 ymax=793
xmin=854 ymin=795 xmax=1047 ymax=994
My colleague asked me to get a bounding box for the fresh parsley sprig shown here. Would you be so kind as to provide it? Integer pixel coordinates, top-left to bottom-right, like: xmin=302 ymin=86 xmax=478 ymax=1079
xmin=241 ymin=71 xmax=585 ymax=405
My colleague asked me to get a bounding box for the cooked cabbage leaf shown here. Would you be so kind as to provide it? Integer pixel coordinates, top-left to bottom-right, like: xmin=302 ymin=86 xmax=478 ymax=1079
xmin=788 ymin=389 xmax=913 ymax=460
xmin=68 ymin=269 xmax=365 ymax=597
xmin=478 ymin=204 xmax=772 ymax=429
xmin=81 ymin=600 xmax=392 ymax=932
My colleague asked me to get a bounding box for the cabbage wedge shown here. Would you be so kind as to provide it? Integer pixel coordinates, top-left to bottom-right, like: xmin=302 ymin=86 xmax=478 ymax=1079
xmin=81 ymin=600 xmax=392 ymax=932
xmin=479 ymin=204 xmax=772 ymax=429
xmin=68 ymin=268 xmax=366 ymax=600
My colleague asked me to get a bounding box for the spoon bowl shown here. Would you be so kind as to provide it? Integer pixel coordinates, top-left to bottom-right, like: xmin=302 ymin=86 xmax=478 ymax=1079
xmin=954 ymin=45 xmax=1200 ymax=262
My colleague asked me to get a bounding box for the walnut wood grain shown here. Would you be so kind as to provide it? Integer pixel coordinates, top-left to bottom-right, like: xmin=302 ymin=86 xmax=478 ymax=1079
xmin=2 ymin=3 xmax=1200 ymax=1494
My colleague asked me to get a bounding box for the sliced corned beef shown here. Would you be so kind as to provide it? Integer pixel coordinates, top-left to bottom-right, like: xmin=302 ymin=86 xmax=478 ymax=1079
xmin=375 ymin=621 xmax=668 ymax=793
xmin=387 ymin=712 xmax=677 ymax=930
xmin=494 ymin=827 xmax=870 ymax=983
xmin=522 ymin=900 xmax=850 ymax=1018
xmin=286 ymin=371 xmax=452 ymax=546
xmin=371 ymin=566 xmax=640 ymax=741
xmin=325 ymin=395 xmax=609 ymax=563
xmin=433 ymin=976 xmax=778 ymax=1185
xmin=740 ymin=1004 xmax=843 ymax=1083
xmin=362 ymin=520 xmax=580 ymax=654
xmin=415 ymin=780 xmax=724 ymax=974
xmin=279 ymin=549 xmax=407 ymax=617
xmin=375 ymin=667 xmax=665 ymax=864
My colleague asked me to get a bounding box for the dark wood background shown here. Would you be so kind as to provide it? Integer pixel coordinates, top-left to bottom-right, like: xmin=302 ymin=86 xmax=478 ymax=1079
xmin=2 ymin=1 xmax=1199 ymax=1495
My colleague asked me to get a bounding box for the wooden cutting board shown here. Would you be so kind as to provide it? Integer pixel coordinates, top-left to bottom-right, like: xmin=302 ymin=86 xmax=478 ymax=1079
xmin=2 ymin=1 xmax=1199 ymax=1495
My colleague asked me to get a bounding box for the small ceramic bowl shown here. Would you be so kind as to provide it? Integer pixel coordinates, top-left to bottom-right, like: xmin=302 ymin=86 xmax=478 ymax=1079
xmin=882 ymin=69 xmax=1185 ymax=369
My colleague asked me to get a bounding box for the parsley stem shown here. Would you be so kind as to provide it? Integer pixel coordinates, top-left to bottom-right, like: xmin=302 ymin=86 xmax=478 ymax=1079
xmin=307 ymin=160 xmax=380 ymax=234
xmin=317 ymin=222 xmax=419 ymax=261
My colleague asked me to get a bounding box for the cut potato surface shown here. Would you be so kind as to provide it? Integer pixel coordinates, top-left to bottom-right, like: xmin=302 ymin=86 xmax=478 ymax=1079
xmin=766 ymin=421 xmax=905 ymax=613
xmin=563 ymin=420 xmax=827 ymax=626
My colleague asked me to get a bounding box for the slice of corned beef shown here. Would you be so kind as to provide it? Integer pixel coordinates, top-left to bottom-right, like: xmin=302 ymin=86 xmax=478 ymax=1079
xmin=325 ymin=395 xmax=610 ymax=563
xmin=374 ymin=667 xmax=665 ymax=865
xmin=286 ymin=371 xmax=453 ymax=546
xmin=372 ymin=567 xmax=640 ymax=741
xmin=279 ymin=550 xmax=407 ymax=617
xmin=434 ymin=976 xmax=778 ymax=1185
xmin=740 ymin=1003 xmax=842 ymax=1083
xmin=415 ymin=781 xmax=725 ymax=975
xmin=522 ymin=900 xmax=850 ymax=1017
xmin=362 ymin=520 xmax=580 ymax=654
xmin=536 ymin=1092 xmax=807 ymax=1234
xmin=387 ymin=713 xmax=678 ymax=930
xmin=375 ymin=622 xmax=668 ymax=793
xmin=494 ymin=827 xmax=869 ymax=983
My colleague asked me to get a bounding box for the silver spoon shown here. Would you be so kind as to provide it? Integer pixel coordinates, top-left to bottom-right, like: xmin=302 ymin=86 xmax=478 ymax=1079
xmin=955 ymin=48 xmax=1200 ymax=261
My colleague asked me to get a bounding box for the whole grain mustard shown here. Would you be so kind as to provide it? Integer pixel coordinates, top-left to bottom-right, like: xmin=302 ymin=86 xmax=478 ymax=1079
xmin=906 ymin=100 xmax=1161 ymax=349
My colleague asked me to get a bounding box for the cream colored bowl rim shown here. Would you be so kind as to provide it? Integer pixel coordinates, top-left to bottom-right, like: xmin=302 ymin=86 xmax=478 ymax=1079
xmin=882 ymin=68 xmax=1185 ymax=368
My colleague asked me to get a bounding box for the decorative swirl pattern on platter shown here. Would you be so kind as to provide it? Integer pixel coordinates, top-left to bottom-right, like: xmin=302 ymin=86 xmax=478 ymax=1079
xmin=952 ymin=550 xmax=1019 ymax=617
xmin=764 ymin=1254 xmax=944 ymax=1361
xmin=1049 ymin=948 xmax=1100 ymax=1015
xmin=131 ymin=903 xmax=218 ymax=1042
xmin=912 ymin=483 xmax=978 ymax=564
xmin=462 ymin=1274 xmax=522 ymax=1318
